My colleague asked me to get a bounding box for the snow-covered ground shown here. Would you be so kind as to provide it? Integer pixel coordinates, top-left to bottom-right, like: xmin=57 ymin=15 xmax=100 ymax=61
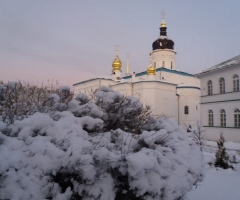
xmin=187 ymin=150 xmax=240 ymax=200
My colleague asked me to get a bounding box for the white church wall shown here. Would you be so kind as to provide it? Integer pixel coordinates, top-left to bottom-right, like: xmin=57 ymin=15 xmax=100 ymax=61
xmin=156 ymin=71 xmax=200 ymax=87
xmin=112 ymin=81 xmax=178 ymax=122
xmin=177 ymin=88 xmax=201 ymax=128
xmin=73 ymin=79 xmax=114 ymax=96
xmin=152 ymin=49 xmax=176 ymax=70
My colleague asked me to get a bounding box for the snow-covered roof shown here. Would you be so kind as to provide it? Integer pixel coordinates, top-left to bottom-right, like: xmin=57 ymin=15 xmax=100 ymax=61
xmin=73 ymin=77 xmax=113 ymax=86
xmin=196 ymin=55 xmax=240 ymax=76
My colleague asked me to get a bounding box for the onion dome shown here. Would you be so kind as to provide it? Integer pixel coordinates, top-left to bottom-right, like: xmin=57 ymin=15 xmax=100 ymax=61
xmin=147 ymin=65 xmax=156 ymax=75
xmin=152 ymin=16 xmax=174 ymax=51
xmin=147 ymin=54 xmax=156 ymax=75
xmin=112 ymin=49 xmax=122 ymax=71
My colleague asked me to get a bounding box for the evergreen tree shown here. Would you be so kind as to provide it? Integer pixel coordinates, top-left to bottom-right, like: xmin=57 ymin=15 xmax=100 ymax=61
xmin=215 ymin=133 xmax=233 ymax=169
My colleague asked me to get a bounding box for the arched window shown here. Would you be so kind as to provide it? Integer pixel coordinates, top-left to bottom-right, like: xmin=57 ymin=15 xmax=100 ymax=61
xmin=171 ymin=62 xmax=173 ymax=69
xmin=184 ymin=106 xmax=189 ymax=114
xmin=219 ymin=78 xmax=225 ymax=94
xmin=163 ymin=61 xmax=165 ymax=67
xmin=208 ymin=110 xmax=214 ymax=126
xmin=208 ymin=80 xmax=213 ymax=95
xmin=233 ymin=75 xmax=239 ymax=92
xmin=154 ymin=62 xmax=156 ymax=68
xmin=234 ymin=109 xmax=240 ymax=127
xmin=220 ymin=109 xmax=226 ymax=127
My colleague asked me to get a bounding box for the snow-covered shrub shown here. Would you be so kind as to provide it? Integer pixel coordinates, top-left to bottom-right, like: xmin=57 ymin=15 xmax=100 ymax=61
xmin=0 ymin=81 xmax=73 ymax=125
xmin=0 ymin=85 xmax=204 ymax=200
xmin=94 ymin=86 xmax=154 ymax=134
xmin=215 ymin=133 xmax=240 ymax=170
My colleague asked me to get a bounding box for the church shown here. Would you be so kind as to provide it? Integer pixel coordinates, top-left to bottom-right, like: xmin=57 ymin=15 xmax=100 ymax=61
xmin=73 ymin=15 xmax=201 ymax=129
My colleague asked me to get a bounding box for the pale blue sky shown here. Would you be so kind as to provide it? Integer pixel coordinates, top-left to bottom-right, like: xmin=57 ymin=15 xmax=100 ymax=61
xmin=1 ymin=1 xmax=240 ymax=86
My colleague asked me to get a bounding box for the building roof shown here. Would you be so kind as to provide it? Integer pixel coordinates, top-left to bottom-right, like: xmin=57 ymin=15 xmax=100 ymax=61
xmin=195 ymin=54 xmax=240 ymax=76
xmin=73 ymin=77 xmax=113 ymax=86
xmin=122 ymin=67 xmax=193 ymax=80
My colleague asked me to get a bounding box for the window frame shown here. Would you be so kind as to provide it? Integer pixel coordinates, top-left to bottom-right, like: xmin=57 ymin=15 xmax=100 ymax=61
xmin=184 ymin=106 xmax=189 ymax=115
xmin=207 ymin=80 xmax=213 ymax=95
xmin=219 ymin=77 xmax=225 ymax=94
xmin=233 ymin=74 xmax=239 ymax=92
xmin=208 ymin=110 xmax=214 ymax=126
xmin=220 ymin=109 xmax=226 ymax=127
xmin=234 ymin=109 xmax=240 ymax=127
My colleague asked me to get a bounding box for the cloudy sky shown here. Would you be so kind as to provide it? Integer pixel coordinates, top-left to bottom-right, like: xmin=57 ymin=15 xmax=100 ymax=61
xmin=1 ymin=0 xmax=240 ymax=87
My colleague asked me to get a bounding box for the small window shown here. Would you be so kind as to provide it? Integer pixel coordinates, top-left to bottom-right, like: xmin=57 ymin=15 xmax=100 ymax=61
xmin=219 ymin=78 xmax=225 ymax=94
xmin=171 ymin=62 xmax=173 ymax=69
xmin=220 ymin=109 xmax=226 ymax=127
xmin=233 ymin=74 xmax=239 ymax=92
xmin=234 ymin=109 xmax=240 ymax=127
xmin=154 ymin=62 xmax=156 ymax=68
xmin=207 ymin=80 xmax=213 ymax=95
xmin=208 ymin=110 xmax=214 ymax=126
xmin=163 ymin=61 xmax=165 ymax=67
xmin=196 ymin=105 xmax=198 ymax=110
xmin=184 ymin=106 xmax=189 ymax=114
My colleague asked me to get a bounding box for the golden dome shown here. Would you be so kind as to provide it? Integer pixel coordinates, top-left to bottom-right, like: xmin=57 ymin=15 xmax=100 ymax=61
xmin=147 ymin=65 xmax=156 ymax=75
xmin=112 ymin=49 xmax=122 ymax=71
xmin=147 ymin=54 xmax=156 ymax=75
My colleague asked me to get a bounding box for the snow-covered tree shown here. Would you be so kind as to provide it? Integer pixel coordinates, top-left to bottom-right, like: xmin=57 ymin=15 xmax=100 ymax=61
xmin=187 ymin=122 xmax=206 ymax=152
xmin=215 ymin=133 xmax=233 ymax=169
xmin=0 ymin=85 xmax=204 ymax=200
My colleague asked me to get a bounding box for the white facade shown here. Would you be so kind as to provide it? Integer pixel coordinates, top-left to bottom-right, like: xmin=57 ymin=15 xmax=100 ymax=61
xmin=196 ymin=56 xmax=240 ymax=142
xmin=73 ymin=67 xmax=201 ymax=128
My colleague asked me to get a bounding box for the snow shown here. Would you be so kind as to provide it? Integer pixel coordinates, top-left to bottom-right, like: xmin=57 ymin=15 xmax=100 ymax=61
xmin=187 ymin=152 xmax=240 ymax=200
xmin=0 ymin=86 xmax=204 ymax=199
xmin=206 ymin=140 xmax=240 ymax=151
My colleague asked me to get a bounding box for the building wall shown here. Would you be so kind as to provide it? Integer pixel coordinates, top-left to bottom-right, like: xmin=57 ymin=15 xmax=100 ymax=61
xmin=199 ymin=65 xmax=240 ymax=96
xmin=111 ymin=81 xmax=178 ymax=122
xmin=198 ymin=64 xmax=240 ymax=142
xmin=151 ymin=49 xmax=176 ymax=70
xmin=73 ymin=79 xmax=114 ymax=96
xmin=177 ymin=87 xmax=201 ymax=127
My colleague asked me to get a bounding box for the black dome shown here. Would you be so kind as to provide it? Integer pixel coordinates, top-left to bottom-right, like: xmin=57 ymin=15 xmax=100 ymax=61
xmin=152 ymin=27 xmax=174 ymax=51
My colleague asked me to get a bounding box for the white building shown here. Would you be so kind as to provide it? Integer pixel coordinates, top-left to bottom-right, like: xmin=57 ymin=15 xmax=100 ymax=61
xmin=73 ymin=16 xmax=201 ymax=128
xmin=196 ymin=55 xmax=240 ymax=142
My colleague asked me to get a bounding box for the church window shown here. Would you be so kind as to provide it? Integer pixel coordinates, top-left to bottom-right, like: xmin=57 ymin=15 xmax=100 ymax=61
xmin=219 ymin=78 xmax=225 ymax=94
xmin=234 ymin=109 xmax=240 ymax=127
xmin=208 ymin=110 xmax=214 ymax=126
xmin=184 ymin=106 xmax=189 ymax=114
xmin=233 ymin=74 xmax=239 ymax=92
xmin=220 ymin=109 xmax=226 ymax=127
xmin=163 ymin=61 xmax=165 ymax=67
xmin=171 ymin=62 xmax=173 ymax=69
xmin=154 ymin=62 xmax=156 ymax=68
xmin=207 ymin=80 xmax=213 ymax=95
xmin=196 ymin=105 xmax=198 ymax=110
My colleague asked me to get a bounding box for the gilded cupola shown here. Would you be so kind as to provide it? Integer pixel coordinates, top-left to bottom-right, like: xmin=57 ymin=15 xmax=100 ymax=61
xmin=147 ymin=54 xmax=156 ymax=75
xmin=112 ymin=48 xmax=122 ymax=71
